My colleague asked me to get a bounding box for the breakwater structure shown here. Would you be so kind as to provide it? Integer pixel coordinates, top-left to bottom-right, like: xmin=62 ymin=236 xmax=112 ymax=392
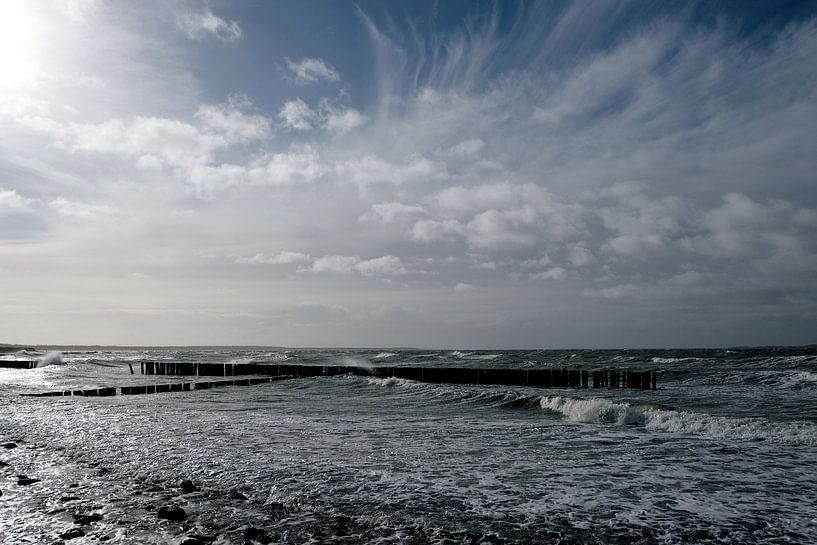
xmin=140 ymin=362 xmax=657 ymax=390
xmin=20 ymin=377 xmax=292 ymax=397
xmin=0 ymin=360 xmax=37 ymax=369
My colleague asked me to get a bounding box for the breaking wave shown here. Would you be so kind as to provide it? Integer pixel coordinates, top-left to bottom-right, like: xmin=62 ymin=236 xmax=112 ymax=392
xmin=539 ymin=395 xmax=817 ymax=445
xmin=36 ymin=352 xmax=63 ymax=368
xmin=373 ymin=352 xmax=397 ymax=359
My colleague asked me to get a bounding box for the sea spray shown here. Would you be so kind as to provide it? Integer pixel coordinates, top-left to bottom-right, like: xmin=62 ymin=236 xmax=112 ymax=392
xmin=36 ymin=351 xmax=63 ymax=368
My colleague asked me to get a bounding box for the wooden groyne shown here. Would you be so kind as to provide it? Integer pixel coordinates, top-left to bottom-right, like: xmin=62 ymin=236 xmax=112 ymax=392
xmin=141 ymin=362 xmax=657 ymax=390
xmin=20 ymin=377 xmax=290 ymax=397
xmin=0 ymin=360 xmax=37 ymax=369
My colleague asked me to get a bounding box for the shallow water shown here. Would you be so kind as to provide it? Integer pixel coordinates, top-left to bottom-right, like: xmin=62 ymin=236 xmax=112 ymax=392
xmin=1 ymin=347 xmax=816 ymax=544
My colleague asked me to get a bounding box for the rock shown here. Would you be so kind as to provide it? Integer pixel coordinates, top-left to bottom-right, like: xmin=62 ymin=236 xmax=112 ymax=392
xmin=2 ymin=442 xmax=17 ymax=449
xmin=157 ymin=505 xmax=187 ymax=522
xmin=180 ymin=533 xmax=218 ymax=545
xmin=17 ymin=477 xmax=41 ymax=486
xmin=180 ymin=480 xmax=197 ymax=494
xmin=59 ymin=496 xmax=82 ymax=502
xmin=73 ymin=513 xmax=103 ymax=525
xmin=0 ymin=460 xmax=9 ymax=466
xmin=243 ymin=527 xmax=272 ymax=544
xmin=68 ymin=483 xmax=80 ymax=488
xmin=228 ymin=490 xmax=248 ymax=501
xmin=0 ymin=489 xmax=3 ymax=497
xmin=58 ymin=528 xmax=85 ymax=540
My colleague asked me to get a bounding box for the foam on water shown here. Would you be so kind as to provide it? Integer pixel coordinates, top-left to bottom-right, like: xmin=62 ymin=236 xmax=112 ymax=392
xmin=539 ymin=394 xmax=817 ymax=445
xmin=373 ymin=352 xmax=398 ymax=359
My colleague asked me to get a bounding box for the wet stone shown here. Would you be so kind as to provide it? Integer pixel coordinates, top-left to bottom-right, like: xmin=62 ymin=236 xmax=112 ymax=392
xmin=2 ymin=442 xmax=17 ymax=449
xmin=17 ymin=476 xmax=41 ymax=486
xmin=59 ymin=496 xmax=82 ymax=502
xmin=243 ymin=526 xmax=273 ymax=544
xmin=73 ymin=513 xmax=103 ymax=525
xmin=180 ymin=479 xmax=198 ymax=494
xmin=181 ymin=533 xmax=218 ymax=545
xmin=228 ymin=490 xmax=248 ymax=501
xmin=58 ymin=528 xmax=86 ymax=540
xmin=0 ymin=460 xmax=9 ymax=466
xmin=158 ymin=504 xmax=188 ymax=522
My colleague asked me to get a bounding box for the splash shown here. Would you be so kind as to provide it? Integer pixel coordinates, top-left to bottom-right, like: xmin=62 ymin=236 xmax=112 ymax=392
xmin=338 ymin=356 xmax=374 ymax=372
xmin=36 ymin=351 xmax=63 ymax=368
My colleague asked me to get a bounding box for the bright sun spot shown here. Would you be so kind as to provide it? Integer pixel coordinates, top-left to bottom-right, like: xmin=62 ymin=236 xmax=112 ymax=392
xmin=0 ymin=0 xmax=35 ymax=87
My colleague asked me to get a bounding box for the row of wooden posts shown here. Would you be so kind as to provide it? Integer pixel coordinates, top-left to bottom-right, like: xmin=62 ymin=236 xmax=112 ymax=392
xmin=0 ymin=360 xmax=37 ymax=369
xmin=141 ymin=362 xmax=657 ymax=390
xmin=20 ymin=377 xmax=289 ymax=397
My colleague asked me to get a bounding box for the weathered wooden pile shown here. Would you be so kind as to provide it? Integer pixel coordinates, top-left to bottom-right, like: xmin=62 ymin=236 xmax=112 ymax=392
xmin=141 ymin=361 xmax=657 ymax=389
xmin=0 ymin=360 xmax=37 ymax=369
xmin=20 ymin=377 xmax=290 ymax=397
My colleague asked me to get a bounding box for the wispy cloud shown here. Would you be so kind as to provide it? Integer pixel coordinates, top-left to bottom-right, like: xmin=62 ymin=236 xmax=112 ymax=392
xmin=286 ymin=57 xmax=340 ymax=84
xmin=178 ymin=8 xmax=242 ymax=42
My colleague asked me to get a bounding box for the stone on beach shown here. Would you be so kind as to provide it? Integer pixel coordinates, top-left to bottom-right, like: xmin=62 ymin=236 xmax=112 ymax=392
xmin=58 ymin=528 xmax=86 ymax=540
xmin=158 ymin=504 xmax=188 ymax=522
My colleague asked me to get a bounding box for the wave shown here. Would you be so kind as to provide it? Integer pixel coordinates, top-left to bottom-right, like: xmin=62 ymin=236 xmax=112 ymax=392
xmin=539 ymin=395 xmax=817 ymax=445
xmin=36 ymin=351 xmax=63 ymax=368
xmin=365 ymin=376 xmax=817 ymax=445
xmin=450 ymin=351 xmax=501 ymax=360
xmin=650 ymin=357 xmax=704 ymax=363
xmin=373 ymin=352 xmax=397 ymax=359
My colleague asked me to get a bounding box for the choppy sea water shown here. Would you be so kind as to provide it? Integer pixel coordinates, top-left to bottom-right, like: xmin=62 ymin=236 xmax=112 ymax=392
xmin=1 ymin=347 xmax=816 ymax=545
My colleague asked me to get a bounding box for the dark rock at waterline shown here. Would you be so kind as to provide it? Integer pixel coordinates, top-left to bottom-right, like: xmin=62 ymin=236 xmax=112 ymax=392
xmin=0 ymin=460 xmax=9 ymax=466
xmin=59 ymin=496 xmax=82 ymax=502
xmin=180 ymin=479 xmax=197 ymax=493
xmin=58 ymin=528 xmax=86 ymax=540
xmin=2 ymin=442 xmax=17 ymax=449
xmin=243 ymin=527 xmax=273 ymax=544
xmin=73 ymin=513 xmax=103 ymax=525
xmin=157 ymin=505 xmax=187 ymax=522
xmin=17 ymin=476 xmax=41 ymax=486
xmin=181 ymin=533 xmax=218 ymax=545
xmin=69 ymin=483 xmax=80 ymax=488
xmin=228 ymin=490 xmax=248 ymax=500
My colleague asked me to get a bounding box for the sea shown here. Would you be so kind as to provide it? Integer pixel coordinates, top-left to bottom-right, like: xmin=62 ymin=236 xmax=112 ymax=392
xmin=0 ymin=347 xmax=815 ymax=545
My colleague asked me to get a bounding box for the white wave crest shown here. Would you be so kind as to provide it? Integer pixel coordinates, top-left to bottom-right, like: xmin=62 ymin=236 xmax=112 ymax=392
xmin=367 ymin=377 xmax=421 ymax=388
xmin=374 ymin=352 xmax=397 ymax=359
xmin=651 ymin=357 xmax=703 ymax=363
xmin=539 ymin=395 xmax=817 ymax=445
xmin=644 ymin=410 xmax=817 ymax=445
xmin=539 ymin=396 xmax=644 ymax=425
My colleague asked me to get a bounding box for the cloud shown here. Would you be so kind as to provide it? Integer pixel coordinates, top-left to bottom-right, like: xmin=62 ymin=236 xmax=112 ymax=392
xmin=412 ymin=183 xmax=584 ymax=249
xmin=0 ymin=188 xmax=35 ymax=210
xmin=336 ymin=154 xmax=445 ymax=188
xmin=354 ymin=255 xmax=407 ymax=277
xmin=306 ymin=255 xmax=360 ymax=275
xmin=322 ymin=107 xmax=366 ymax=134
xmin=529 ymin=267 xmax=567 ymax=281
xmin=454 ymin=282 xmax=476 ymax=292
xmin=286 ymin=57 xmax=340 ymax=84
xmin=302 ymin=255 xmax=407 ymax=277
xmin=235 ymin=251 xmax=311 ymax=265
xmin=360 ymin=202 xmax=425 ymax=223
xmin=278 ymin=98 xmax=315 ymax=130
xmin=178 ymin=8 xmax=242 ymax=42
xmin=49 ymin=197 xmax=119 ymax=220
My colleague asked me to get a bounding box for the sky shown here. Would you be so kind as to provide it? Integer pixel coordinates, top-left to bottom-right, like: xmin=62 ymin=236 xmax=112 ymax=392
xmin=1 ymin=0 xmax=816 ymax=348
